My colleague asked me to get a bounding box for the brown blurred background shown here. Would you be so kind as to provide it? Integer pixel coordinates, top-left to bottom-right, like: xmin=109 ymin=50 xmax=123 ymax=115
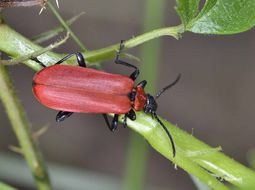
xmin=0 ymin=0 xmax=255 ymax=190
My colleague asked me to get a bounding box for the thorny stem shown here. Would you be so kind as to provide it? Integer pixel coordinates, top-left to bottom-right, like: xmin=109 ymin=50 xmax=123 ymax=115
xmin=47 ymin=1 xmax=87 ymax=51
xmin=0 ymin=21 xmax=184 ymax=71
xmin=32 ymin=12 xmax=85 ymax=44
xmin=0 ymin=65 xmax=51 ymax=190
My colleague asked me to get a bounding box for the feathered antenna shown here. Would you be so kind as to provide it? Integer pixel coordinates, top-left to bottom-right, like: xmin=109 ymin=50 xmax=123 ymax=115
xmin=153 ymin=113 xmax=176 ymax=157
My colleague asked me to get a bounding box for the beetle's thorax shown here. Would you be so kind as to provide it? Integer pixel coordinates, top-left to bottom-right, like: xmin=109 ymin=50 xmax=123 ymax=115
xmin=143 ymin=94 xmax=158 ymax=114
xmin=133 ymin=86 xmax=147 ymax=111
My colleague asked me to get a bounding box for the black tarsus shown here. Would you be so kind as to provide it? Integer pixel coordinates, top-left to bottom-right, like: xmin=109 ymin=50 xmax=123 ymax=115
xmin=102 ymin=114 xmax=112 ymax=131
xmin=123 ymin=109 xmax=136 ymax=128
xmin=153 ymin=112 xmax=176 ymax=157
xmin=111 ymin=114 xmax=119 ymax=131
xmin=102 ymin=114 xmax=119 ymax=132
xmin=55 ymin=52 xmax=86 ymax=68
xmin=123 ymin=115 xmax=128 ymax=128
xmin=115 ymin=40 xmax=140 ymax=81
xmin=129 ymin=91 xmax=136 ymax=102
xmin=137 ymin=80 xmax=147 ymax=89
xmin=155 ymin=74 xmax=181 ymax=99
xmin=31 ymin=57 xmax=46 ymax=68
xmin=56 ymin=111 xmax=73 ymax=122
xmin=103 ymin=110 xmax=136 ymax=131
xmin=126 ymin=109 xmax=136 ymax=121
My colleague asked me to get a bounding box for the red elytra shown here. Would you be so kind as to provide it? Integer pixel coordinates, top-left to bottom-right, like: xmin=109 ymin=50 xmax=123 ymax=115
xmin=33 ymin=64 xmax=146 ymax=114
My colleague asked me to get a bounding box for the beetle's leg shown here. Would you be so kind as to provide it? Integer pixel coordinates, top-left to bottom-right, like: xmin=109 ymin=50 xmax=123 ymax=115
xmin=55 ymin=52 xmax=86 ymax=68
xmin=129 ymin=91 xmax=136 ymax=102
xmin=123 ymin=115 xmax=127 ymax=128
xmin=102 ymin=114 xmax=111 ymax=130
xmin=102 ymin=114 xmax=119 ymax=132
xmin=31 ymin=57 xmax=47 ymax=68
xmin=56 ymin=111 xmax=73 ymax=122
xmin=126 ymin=109 xmax=136 ymax=121
xmin=115 ymin=40 xmax=140 ymax=81
xmin=137 ymin=80 xmax=147 ymax=89
xmin=123 ymin=109 xmax=136 ymax=128
xmin=111 ymin=114 xmax=119 ymax=132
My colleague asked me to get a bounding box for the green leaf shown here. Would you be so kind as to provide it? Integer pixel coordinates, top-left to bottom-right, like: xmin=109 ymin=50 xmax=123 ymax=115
xmin=176 ymin=0 xmax=255 ymax=34
xmin=175 ymin=0 xmax=200 ymax=27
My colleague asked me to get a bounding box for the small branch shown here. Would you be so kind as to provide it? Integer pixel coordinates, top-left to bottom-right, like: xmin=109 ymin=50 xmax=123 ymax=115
xmin=0 ymin=22 xmax=183 ymax=71
xmin=0 ymin=32 xmax=69 ymax=66
xmin=0 ymin=65 xmax=52 ymax=190
xmin=84 ymin=25 xmax=184 ymax=63
xmin=126 ymin=112 xmax=255 ymax=189
xmin=47 ymin=1 xmax=87 ymax=51
xmin=32 ymin=12 xmax=85 ymax=44
xmin=0 ymin=182 xmax=17 ymax=190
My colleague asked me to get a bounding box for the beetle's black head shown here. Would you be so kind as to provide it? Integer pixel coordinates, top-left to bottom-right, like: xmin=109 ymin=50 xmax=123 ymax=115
xmin=144 ymin=94 xmax=158 ymax=114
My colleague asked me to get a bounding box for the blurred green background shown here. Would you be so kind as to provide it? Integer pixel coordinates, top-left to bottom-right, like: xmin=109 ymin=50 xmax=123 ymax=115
xmin=0 ymin=0 xmax=255 ymax=189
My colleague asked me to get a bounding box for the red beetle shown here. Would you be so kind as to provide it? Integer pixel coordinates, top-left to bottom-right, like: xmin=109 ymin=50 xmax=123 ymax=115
xmin=32 ymin=41 xmax=180 ymax=157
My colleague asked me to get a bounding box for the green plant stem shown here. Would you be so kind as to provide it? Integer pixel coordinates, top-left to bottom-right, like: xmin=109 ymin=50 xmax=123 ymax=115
xmin=0 ymin=182 xmax=17 ymax=190
xmin=85 ymin=25 xmax=183 ymax=63
xmin=125 ymin=112 xmax=255 ymax=190
xmin=0 ymin=32 xmax=69 ymax=65
xmin=0 ymin=65 xmax=51 ymax=190
xmin=0 ymin=22 xmax=183 ymax=71
xmin=47 ymin=1 xmax=87 ymax=51
xmin=123 ymin=1 xmax=166 ymax=190
xmin=122 ymin=134 xmax=148 ymax=190
xmin=32 ymin=12 xmax=85 ymax=44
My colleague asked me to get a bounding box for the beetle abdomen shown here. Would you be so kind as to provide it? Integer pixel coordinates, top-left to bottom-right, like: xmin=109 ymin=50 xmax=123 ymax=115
xmin=33 ymin=65 xmax=134 ymax=113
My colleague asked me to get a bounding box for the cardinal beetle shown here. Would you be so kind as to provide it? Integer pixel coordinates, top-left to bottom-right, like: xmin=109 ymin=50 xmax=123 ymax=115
xmin=32 ymin=41 xmax=181 ymax=157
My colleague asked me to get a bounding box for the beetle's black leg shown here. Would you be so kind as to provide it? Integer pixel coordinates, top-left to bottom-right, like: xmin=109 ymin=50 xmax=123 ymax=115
xmin=129 ymin=91 xmax=136 ymax=102
xmin=111 ymin=114 xmax=119 ymax=132
xmin=55 ymin=52 xmax=86 ymax=68
xmin=123 ymin=110 xmax=136 ymax=128
xmin=102 ymin=114 xmax=119 ymax=131
xmin=31 ymin=57 xmax=46 ymax=68
xmin=123 ymin=115 xmax=127 ymax=128
xmin=126 ymin=109 xmax=136 ymax=121
xmin=56 ymin=111 xmax=73 ymax=122
xmin=137 ymin=80 xmax=147 ymax=89
xmin=102 ymin=114 xmax=112 ymax=130
xmin=115 ymin=40 xmax=139 ymax=81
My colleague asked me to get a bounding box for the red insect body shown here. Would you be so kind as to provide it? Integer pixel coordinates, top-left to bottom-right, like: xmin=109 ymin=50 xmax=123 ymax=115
xmin=32 ymin=65 xmax=139 ymax=114
xmin=32 ymin=52 xmax=178 ymax=157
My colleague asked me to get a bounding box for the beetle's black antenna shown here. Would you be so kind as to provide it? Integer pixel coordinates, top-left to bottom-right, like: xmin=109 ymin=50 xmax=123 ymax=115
xmin=153 ymin=112 xmax=176 ymax=157
xmin=155 ymin=74 xmax=181 ymax=100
